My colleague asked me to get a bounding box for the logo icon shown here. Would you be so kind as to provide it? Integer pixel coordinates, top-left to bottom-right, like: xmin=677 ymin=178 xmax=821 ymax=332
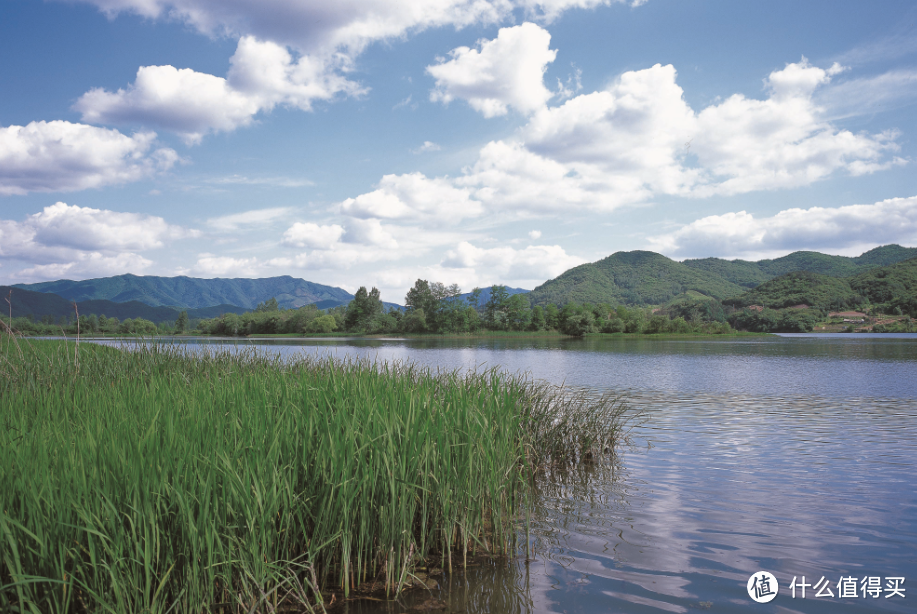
xmin=747 ymin=571 xmax=778 ymax=603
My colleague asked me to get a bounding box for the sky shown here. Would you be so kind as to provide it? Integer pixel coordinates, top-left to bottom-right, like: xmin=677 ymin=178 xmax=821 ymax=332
xmin=2 ymin=0 xmax=917 ymax=303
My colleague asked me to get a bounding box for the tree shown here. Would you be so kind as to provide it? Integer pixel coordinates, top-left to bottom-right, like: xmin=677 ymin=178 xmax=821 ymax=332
xmin=255 ymin=297 xmax=280 ymax=313
xmin=504 ymin=294 xmax=531 ymax=330
xmin=175 ymin=310 xmax=189 ymax=333
xmin=467 ymin=287 xmax=483 ymax=309
xmin=529 ymin=305 xmax=546 ymax=331
xmin=345 ymin=286 xmax=384 ymax=331
xmin=309 ymin=315 xmax=337 ymax=333
xmin=560 ymin=312 xmax=595 ymax=337
xmin=544 ymin=304 xmax=559 ymax=330
xmin=484 ymin=285 xmax=510 ymax=330
xmin=400 ymin=309 xmax=427 ymax=333
xmin=405 ymin=280 xmax=436 ymax=314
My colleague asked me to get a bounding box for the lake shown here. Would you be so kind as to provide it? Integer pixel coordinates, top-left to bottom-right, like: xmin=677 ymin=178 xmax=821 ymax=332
xmin=88 ymin=334 xmax=917 ymax=613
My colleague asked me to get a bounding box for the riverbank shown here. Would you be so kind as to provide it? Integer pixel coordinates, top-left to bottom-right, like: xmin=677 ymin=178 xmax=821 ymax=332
xmin=0 ymin=337 xmax=626 ymax=613
xmin=243 ymin=330 xmax=772 ymax=340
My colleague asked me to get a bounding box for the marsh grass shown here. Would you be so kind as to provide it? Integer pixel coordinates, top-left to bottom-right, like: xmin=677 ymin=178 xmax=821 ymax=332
xmin=0 ymin=336 xmax=629 ymax=613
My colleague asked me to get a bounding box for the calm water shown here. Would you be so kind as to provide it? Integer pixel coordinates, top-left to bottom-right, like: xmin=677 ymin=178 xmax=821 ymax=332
xmin=90 ymin=334 xmax=917 ymax=613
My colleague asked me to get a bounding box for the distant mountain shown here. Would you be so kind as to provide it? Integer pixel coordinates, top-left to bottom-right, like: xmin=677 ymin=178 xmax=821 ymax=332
xmin=457 ymin=286 xmax=530 ymax=307
xmin=528 ymin=251 xmax=746 ymax=307
xmin=1 ymin=286 xmax=247 ymax=324
xmin=15 ymin=274 xmax=353 ymax=310
xmin=683 ymin=244 xmax=917 ymax=288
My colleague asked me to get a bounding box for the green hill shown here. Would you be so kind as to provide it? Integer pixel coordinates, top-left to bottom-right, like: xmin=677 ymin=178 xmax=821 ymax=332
xmin=849 ymin=257 xmax=917 ymax=316
xmin=14 ymin=274 xmax=353 ymax=310
xmin=1 ymin=286 xmax=249 ymax=324
xmin=722 ymin=272 xmax=865 ymax=311
xmin=683 ymin=244 xmax=917 ymax=287
xmin=678 ymin=258 xmax=771 ymax=289
xmin=528 ymin=250 xmax=746 ymax=307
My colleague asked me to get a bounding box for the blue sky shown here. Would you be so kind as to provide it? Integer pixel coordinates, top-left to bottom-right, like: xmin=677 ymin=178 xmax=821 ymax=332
xmin=2 ymin=0 xmax=917 ymax=302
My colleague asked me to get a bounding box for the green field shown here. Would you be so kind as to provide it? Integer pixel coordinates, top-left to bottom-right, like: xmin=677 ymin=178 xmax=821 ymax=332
xmin=0 ymin=336 xmax=626 ymax=613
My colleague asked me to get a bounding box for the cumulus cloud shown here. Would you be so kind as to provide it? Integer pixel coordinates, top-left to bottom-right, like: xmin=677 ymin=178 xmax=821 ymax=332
xmin=27 ymin=202 xmax=197 ymax=252
xmin=528 ymin=230 xmax=542 ymax=239
xmin=0 ymin=121 xmax=178 ymax=195
xmin=346 ymin=59 xmax=906 ymax=218
xmin=341 ymin=172 xmax=482 ymax=224
xmin=188 ymin=253 xmax=265 ymax=277
xmin=75 ymin=37 xmax=363 ymax=143
xmin=281 ymin=222 xmax=345 ymax=249
xmin=68 ymin=1 xmax=635 ymax=55
xmin=647 ymin=195 xmax=917 ymax=259
xmin=442 ymin=241 xmax=585 ymax=281
xmin=0 ymin=203 xmax=197 ymax=282
xmin=690 ymin=59 xmax=902 ymax=196
xmin=69 ymin=2 xmax=640 ymax=141
xmin=428 ymin=22 xmax=557 ymax=117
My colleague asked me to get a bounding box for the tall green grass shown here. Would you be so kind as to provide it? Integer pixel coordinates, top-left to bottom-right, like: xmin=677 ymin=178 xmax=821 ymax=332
xmin=0 ymin=337 xmax=627 ymax=613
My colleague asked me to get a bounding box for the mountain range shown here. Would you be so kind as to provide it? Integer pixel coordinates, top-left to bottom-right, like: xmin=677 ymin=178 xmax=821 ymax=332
xmin=528 ymin=244 xmax=917 ymax=307
xmin=6 ymin=244 xmax=917 ymax=324
xmin=15 ymin=274 xmax=352 ymax=310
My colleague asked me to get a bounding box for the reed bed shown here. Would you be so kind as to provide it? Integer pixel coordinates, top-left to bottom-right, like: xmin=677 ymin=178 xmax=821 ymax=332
xmin=0 ymin=337 xmax=628 ymax=613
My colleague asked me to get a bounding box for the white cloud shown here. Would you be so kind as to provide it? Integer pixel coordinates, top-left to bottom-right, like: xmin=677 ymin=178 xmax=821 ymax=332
xmin=69 ymin=2 xmax=640 ymax=141
xmin=459 ymin=140 xmax=649 ymax=212
xmin=281 ymin=222 xmax=345 ymax=248
xmin=343 ymin=218 xmax=399 ymax=249
xmin=341 ymin=172 xmax=482 ymax=224
xmin=27 ymin=202 xmax=197 ymax=252
xmin=68 ymin=1 xmax=636 ymax=55
xmin=441 ymin=240 xmax=585 ymax=281
xmin=75 ymin=37 xmax=363 ymax=143
xmin=0 ymin=121 xmax=178 ymax=195
xmin=648 ymin=195 xmax=917 ymax=260
xmin=208 ymin=207 xmax=294 ymax=232
xmin=18 ymin=253 xmax=154 ymax=282
xmin=352 ymin=59 xmax=906 ymax=218
xmin=412 ymin=141 xmax=441 ymax=153
xmin=528 ymin=230 xmax=542 ymax=239
xmin=428 ymin=23 xmax=557 ymax=117
xmin=690 ymin=59 xmax=902 ymax=196
xmin=0 ymin=203 xmax=197 ymax=282
xmin=188 ymin=253 xmax=264 ymax=277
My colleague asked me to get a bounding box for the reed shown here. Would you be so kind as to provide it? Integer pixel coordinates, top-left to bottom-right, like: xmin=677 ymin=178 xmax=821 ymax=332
xmin=0 ymin=339 xmax=627 ymax=613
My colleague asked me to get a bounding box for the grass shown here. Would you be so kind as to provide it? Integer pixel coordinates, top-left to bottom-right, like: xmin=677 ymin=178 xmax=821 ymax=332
xmin=0 ymin=335 xmax=629 ymax=613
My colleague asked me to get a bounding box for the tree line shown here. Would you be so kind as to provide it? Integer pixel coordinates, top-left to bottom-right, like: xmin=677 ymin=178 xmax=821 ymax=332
xmin=193 ymin=280 xmax=736 ymax=337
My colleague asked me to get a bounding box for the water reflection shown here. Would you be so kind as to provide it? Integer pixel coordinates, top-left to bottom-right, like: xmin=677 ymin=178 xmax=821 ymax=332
xmin=90 ymin=333 xmax=917 ymax=399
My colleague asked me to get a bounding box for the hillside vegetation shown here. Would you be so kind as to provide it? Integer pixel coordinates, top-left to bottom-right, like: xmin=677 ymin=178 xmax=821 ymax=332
xmin=722 ymin=272 xmax=867 ymax=311
xmin=528 ymin=251 xmax=746 ymax=307
xmin=1 ymin=286 xmax=247 ymax=324
xmin=15 ymin=274 xmax=352 ymax=310
xmin=684 ymin=244 xmax=917 ymax=287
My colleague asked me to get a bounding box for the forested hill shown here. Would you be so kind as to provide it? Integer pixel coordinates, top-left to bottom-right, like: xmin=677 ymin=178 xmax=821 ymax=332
xmin=1 ymin=286 xmax=247 ymax=324
xmin=683 ymin=244 xmax=917 ymax=288
xmin=527 ymin=251 xmax=746 ymax=307
xmin=14 ymin=274 xmax=353 ymax=310
xmin=723 ymin=257 xmax=917 ymax=314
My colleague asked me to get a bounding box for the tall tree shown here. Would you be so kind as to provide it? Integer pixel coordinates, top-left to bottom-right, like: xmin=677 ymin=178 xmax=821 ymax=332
xmin=175 ymin=310 xmax=189 ymax=333
xmin=484 ymin=285 xmax=510 ymax=330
